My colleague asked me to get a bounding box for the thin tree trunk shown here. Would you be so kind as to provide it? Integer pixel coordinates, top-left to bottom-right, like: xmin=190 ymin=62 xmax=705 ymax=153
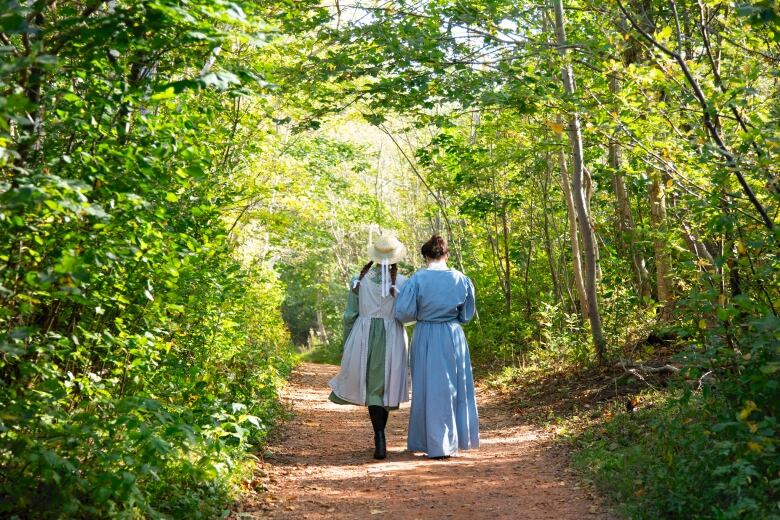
xmin=583 ymin=166 xmax=602 ymax=282
xmin=609 ymin=73 xmax=652 ymax=299
xmin=553 ymin=0 xmax=606 ymax=364
xmin=542 ymin=160 xmax=562 ymax=304
xmin=524 ymin=241 xmax=533 ymax=320
xmin=617 ymin=0 xmax=774 ymax=232
xmin=501 ymin=204 xmax=512 ymax=313
xmin=316 ymin=309 xmax=328 ymax=344
xmin=649 ymin=171 xmax=672 ymax=319
xmin=680 ymin=220 xmax=715 ymax=272
xmin=485 ymin=222 xmax=507 ymax=299
xmin=557 ymin=144 xmax=589 ymax=320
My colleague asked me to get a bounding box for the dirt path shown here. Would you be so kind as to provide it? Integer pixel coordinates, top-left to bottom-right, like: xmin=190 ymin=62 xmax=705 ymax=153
xmin=233 ymin=363 xmax=618 ymax=520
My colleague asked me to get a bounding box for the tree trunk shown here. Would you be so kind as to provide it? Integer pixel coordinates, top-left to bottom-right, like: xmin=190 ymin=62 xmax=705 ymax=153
xmin=557 ymin=143 xmax=589 ymax=320
xmin=542 ymin=160 xmax=562 ymax=305
xmin=316 ymin=309 xmax=328 ymax=344
xmin=501 ymin=204 xmax=512 ymax=313
xmin=552 ymin=0 xmax=606 ymax=364
xmin=608 ymin=73 xmax=651 ymax=299
xmin=649 ymin=171 xmax=672 ymax=319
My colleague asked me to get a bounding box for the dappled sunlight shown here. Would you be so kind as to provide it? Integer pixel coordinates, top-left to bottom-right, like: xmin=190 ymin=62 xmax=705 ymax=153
xmin=476 ymin=431 xmax=542 ymax=446
xmin=233 ymin=363 xmax=616 ymax=520
xmin=5 ymin=0 xmax=775 ymax=516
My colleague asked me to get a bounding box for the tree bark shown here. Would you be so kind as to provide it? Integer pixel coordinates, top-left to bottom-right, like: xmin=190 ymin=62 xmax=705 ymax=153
xmin=553 ymin=0 xmax=606 ymax=363
xmin=316 ymin=309 xmax=328 ymax=344
xmin=609 ymin=73 xmax=652 ymax=299
xmin=583 ymin=166 xmax=602 ymax=282
xmin=541 ymin=160 xmax=562 ymax=305
xmin=649 ymin=171 xmax=673 ymax=319
xmin=557 ymin=142 xmax=589 ymax=320
xmin=500 ymin=203 xmax=512 ymax=313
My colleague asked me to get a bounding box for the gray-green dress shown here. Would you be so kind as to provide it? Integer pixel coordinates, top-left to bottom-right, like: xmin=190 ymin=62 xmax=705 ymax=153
xmin=328 ymin=267 xmax=409 ymax=410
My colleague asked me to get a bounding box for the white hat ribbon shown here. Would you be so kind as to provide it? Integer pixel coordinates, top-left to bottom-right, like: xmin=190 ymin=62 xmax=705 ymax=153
xmin=380 ymin=256 xmax=391 ymax=297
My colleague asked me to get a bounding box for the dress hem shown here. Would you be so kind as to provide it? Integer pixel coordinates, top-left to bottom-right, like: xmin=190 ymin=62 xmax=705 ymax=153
xmin=328 ymin=391 xmax=399 ymax=411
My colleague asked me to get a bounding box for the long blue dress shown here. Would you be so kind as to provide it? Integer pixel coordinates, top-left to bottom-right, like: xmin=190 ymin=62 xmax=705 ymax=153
xmin=394 ymin=266 xmax=479 ymax=457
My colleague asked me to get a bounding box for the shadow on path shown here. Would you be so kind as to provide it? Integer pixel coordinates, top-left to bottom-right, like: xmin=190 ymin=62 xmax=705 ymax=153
xmin=232 ymin=363 xmax=619 ymax=520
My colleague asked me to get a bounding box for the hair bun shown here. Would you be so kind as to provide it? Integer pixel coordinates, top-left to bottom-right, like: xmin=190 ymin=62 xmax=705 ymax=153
xmin=421 ymin=234 xmax=448 ymax=260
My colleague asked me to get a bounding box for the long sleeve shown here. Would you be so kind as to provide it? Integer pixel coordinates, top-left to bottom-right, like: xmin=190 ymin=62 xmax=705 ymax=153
xmin=343 ymin=281 xmax=360 ymax=344
xmin=394 ymin=275 xmax=418 ymax=324
xmin=457 ymin=277 xmax=476 ymax=324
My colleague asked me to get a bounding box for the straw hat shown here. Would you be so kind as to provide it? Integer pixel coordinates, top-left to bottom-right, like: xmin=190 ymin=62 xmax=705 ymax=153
xmin=368 ymin=233 xmax=407 ymax=264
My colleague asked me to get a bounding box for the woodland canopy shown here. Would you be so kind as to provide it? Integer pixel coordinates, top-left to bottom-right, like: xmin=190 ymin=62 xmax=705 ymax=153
xmin=0 ymin=0 xmax=778 ymax=518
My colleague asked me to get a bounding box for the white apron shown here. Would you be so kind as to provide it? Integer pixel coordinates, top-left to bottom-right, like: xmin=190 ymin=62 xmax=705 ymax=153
xmin=328 ymin=273 xmax=409 ymax=407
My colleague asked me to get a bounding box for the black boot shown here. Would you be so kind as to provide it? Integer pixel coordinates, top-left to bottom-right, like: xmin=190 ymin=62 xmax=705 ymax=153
xmin=368 ymin=406 xmax=388 ymax=459
xmin=373 ymin=430 xmax=387 ymax=460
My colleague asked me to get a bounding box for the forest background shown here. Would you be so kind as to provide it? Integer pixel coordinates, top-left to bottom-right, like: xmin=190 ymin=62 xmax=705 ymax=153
xmin=0 ymin=0 xmax=778 ymax=518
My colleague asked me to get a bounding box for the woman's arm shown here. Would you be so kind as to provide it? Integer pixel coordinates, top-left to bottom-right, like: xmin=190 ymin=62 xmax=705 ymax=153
xmin=393 ymin=275 xmax=418 ymax=324
xmin=343 ymin=280 xmax=360 ymax=344
xmin=457 ymin=277 xmax=476 ymax=324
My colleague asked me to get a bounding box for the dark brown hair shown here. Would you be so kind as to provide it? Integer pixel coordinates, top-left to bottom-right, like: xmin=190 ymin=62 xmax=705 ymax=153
xmin=421 ymin=234 xmax=448 ymax=260
xmin=352 ymin=261 xmax=399 ymax=297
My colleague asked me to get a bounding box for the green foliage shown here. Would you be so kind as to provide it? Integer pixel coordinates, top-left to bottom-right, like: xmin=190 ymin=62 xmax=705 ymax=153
xmin=2 ymin=0 xmax=779 ymax=516
xmin=573 ymin=315 xmax=780 ymax=519
xmin=299 ymin=337 xmax=344 ymax=366
xmin=302 ymin=3 xmax=780 ymax=517
xmin=0 ymin=0 xmax=303 ymax=516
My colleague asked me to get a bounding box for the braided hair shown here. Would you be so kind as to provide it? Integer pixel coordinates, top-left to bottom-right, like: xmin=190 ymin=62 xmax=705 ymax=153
xmin=389 ymin=263 xmax=398 ymax=296
xmin=351 ymin=261 xmax=373 ymax=294
xmin=352 ymin=261 xmax=399 ymax=297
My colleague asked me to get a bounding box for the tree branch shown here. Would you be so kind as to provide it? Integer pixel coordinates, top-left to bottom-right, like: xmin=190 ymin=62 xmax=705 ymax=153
xmin=617 ymin=0 xmax=774 ymax=232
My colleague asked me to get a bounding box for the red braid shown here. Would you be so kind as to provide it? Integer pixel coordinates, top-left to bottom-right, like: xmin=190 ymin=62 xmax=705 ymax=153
xmin=390 ymin=263 xmax=398 ymax=297
xmin=352 ymin=261 xmax=374 ymax=294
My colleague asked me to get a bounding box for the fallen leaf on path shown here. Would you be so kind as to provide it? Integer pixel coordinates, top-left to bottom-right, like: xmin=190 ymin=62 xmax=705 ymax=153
xmin=370 ymin=510 xmax=387 ymax=515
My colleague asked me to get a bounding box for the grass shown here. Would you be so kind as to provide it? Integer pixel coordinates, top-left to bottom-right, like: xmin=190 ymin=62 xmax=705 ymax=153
xmin=297 ymin=340 xmax=343 ymax=365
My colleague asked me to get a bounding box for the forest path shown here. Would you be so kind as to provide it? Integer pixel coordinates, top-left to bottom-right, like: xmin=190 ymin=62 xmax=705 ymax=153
xmin=232 ymin=363 xmax=618 ymax=520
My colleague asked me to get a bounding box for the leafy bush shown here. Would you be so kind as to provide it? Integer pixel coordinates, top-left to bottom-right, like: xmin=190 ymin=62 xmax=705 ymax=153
xmin=0 ymin=2 xmax=297 ymax=516
xmin=0 ymin=242 xmax=294 ymax=518
xmin=573 ymin=314 xmax=780 ymax=519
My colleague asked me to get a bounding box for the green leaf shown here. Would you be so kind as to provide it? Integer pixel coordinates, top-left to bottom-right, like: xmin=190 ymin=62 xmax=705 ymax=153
xmin=760 ymin=363 xmax=780 ymax=375
xmin=151 ymin=87 xmax=176 ymax=101
xmin=0 ymin=342 xmax=25 ymax=356
xmin=200 ymin=71 xmax=241 ymax=90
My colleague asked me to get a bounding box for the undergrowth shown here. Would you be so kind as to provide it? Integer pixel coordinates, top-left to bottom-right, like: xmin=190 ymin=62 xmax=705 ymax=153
xmin=299 ymin=338 xmax=343 ymax=366
xmin=480 ymin=312 xmax=780 ymax=520
xmin=570 ymin=389 xmax=780 ymax=519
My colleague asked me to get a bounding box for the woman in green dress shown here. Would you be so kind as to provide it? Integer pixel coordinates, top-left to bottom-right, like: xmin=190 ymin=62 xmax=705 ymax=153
xmin=328 ymin=234 xmax=409 ymax=459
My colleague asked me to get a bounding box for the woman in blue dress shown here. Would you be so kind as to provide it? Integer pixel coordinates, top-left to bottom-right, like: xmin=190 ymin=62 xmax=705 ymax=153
xmin=394 ymin=234 xmax=479 ymax=458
